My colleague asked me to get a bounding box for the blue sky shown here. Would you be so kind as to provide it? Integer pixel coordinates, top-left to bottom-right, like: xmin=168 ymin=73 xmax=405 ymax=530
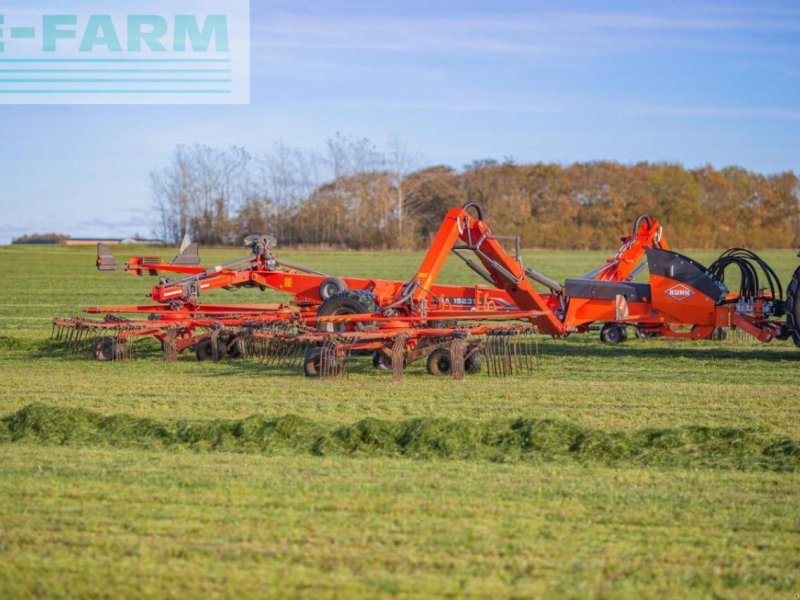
xmin=1 ymin=0 xmax=799 ymax=243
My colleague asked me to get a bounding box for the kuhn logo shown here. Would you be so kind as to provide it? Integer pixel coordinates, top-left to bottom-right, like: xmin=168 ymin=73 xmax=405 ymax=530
xmin=665 ymin=283 xmax=695 ymax=301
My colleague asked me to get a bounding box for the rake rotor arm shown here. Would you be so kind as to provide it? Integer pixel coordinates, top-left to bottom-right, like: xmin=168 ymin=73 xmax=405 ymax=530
xmin=102 ymin=236 xmax=204 ymax=277
xmin=150 ymin=255 xmax=260 ymax=303
xmin=125 ymin=258 xmax=207 ymax=276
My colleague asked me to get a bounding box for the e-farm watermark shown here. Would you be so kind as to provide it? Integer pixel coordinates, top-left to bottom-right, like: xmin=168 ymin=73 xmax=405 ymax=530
xmin=0 ymin=1 xmax=249 ymax=104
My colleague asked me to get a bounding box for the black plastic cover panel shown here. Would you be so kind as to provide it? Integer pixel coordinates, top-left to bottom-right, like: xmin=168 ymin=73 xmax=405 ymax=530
xmin=564 ymin=278 xmax=651 ymax=302
xmin=646 ymin=247 xmax=728 ymax=303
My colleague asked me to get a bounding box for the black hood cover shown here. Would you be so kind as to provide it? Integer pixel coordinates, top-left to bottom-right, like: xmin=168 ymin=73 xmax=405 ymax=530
xmin=646 ymin=247 xmax=728 ymax=304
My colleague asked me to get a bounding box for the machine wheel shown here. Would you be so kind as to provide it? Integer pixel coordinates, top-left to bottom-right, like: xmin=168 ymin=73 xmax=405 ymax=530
xmin=316 ymin=292 xmax=375 ymax=332
xmin=427 ymin=348 xmax=452 ymax=376
xmin=709 ymin=327 xmax=728 ymax=341
xmin=372 ymin=351 xmax=409 ymax=371
xmin=93 ymin=336 xmax=118 ymax=361
xmin=303 ymin=347 xmax=323 ymax=377
xmin=303 ymin=347 xmax=342 ymax=377
xmin=372 ymin=351 xmax=391 ymax=371
xmin=195 ymin=337 xmax=227 ymax=361
xmin=634 ymin=327 xmax=660 ymax=339
xmin=600 ymin=323 xmax=627 ymax=344
xmin=318 ymin=277 xmax=348 ymax=301
xmin=226 ymin=336 xmax=243 ymax=358
xmin=786 ymin=266 xmax=800 ymax=347
xmin=427 ymin=347 xmax=482 ymax=376
xmin=464 ymin=349 xmax=482 ymax=374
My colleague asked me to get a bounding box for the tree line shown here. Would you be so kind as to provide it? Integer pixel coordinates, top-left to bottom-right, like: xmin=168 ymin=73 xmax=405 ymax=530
xmin=152 ymin=136 xmax=800 ymax=250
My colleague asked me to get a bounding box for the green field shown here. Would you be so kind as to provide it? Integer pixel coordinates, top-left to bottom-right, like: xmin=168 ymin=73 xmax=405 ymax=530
xmin=1 ymin=243 xmax=799 ymax=598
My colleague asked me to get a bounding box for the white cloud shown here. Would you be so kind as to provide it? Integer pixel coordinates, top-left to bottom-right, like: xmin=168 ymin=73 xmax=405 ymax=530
xmin=251 ymin=10 xmax=800 ymax=58
xmin=335 ymin=101 xmax=563 ymax=113
xmin=628 ymin=104 xmax=800 ymax=120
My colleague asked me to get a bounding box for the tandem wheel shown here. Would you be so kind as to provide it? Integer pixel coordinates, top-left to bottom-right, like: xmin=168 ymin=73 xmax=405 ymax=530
xmin=195 ymin=337 xmax=228 ymax=361
xmin=599 ymin=323 xmax=628 ymax=344
xmin=426 ymin=347 xmax=482 ymax=376
xmin=93 ymin=336 xmax=119 ymax=361
xmin=303 ymin=347 xmax=343 ymax=377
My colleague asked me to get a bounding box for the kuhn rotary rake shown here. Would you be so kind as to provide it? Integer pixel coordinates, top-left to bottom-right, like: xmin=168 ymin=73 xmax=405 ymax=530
xmin=53 ymin=202 xmax=800 ymax=377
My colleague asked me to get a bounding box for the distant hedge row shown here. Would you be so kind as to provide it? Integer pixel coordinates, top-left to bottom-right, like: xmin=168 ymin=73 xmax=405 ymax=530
xmin=11 ymin=233 xmax=69 ymax=244
xmin=152 ymin=142 xmax=800 ymax=249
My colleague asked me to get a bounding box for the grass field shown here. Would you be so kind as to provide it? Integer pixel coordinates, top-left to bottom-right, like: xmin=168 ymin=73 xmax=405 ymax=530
xmin=1 ymin=243 xmax=799 ymax=598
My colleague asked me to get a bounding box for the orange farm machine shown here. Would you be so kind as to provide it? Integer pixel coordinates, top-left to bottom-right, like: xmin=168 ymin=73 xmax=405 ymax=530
xmin=53 ymin=202 xmax=800 ymax=378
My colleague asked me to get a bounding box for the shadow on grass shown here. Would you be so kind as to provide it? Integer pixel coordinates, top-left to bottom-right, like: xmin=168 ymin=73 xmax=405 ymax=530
xmin=21 ymin=335 xmax=800 ymax=375
xmin=30 ymin=337 xmax=168 ymax=361
xmin=195 ymin=353 xmax=389 ymax=378
xmin=535 ymin=339 xmax=800 ymax=363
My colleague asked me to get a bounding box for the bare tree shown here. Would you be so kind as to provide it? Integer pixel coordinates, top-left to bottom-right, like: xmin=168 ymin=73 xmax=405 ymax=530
xmin=387 ymin=134 xmax=422 ymax=246
xmin=151 ymin=145 xmax=194 ymax=244
xmin=151 ymin=144 xmax=252 ymax=245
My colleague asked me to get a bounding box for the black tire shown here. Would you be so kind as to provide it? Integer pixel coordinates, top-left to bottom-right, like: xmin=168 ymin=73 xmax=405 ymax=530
xmin=227 ymin=336 xmax=243 ymax=358
xmin=319 ymin=277 xmax=348 ymax=301
xmin=303 ymin=347 xmax=322 ymax=377
xmin=709 ymin=327 xmax=728 ymax=341
xmin=93 ymin=336 xmax=118 ymax=361
xmin=600 ymin=323 xmax=627 ymax=344
xmin=303 ymin=347 xmax=341 ymax=377
xmin=195 ymin=337 xmax=226 ymax=361
xmin=316 ymin=293 xmax=374 ymax=332
xmin=427 ymin=348 xmax=452 ymax=376
xmin=372 ymin=351 xmax=408 ymax=371
xmin=464 ymin=349 xmax=482 ymax=375
xmin=634 ymin=327 xmax=660 ymax=339
xmin=786 ymin=266 xmax=800 ymax=347
xmin=372 ymin=351 xmax=391 ymax=371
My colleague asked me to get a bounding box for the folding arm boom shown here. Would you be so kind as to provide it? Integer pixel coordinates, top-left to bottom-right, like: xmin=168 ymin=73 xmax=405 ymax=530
xmin=411 ymin=206 xmax=565 ymax=335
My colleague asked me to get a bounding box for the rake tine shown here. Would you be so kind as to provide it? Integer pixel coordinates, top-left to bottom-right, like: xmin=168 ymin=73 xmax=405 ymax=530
xmin=449 ymin=337 xmax=466 ymax=380
xmin=115 ymin=334 xmax=126 ymax=361
xmin=296 ymin=341 xmax=304 ymax=367
xmin=494 ymin=337 xmax=500 ymax=376
xmin=283 ymin=339 xmax=294 ymax=367
xmin=210 ymin=329 xmax=221 ymax=362
xmin=487 ymin=335 xmax=494 ymax=376
xmin=242 ymin=328 xmax=255 ymax=359
xmin=512 ymin=333 xmax=520 ymax=373
xmin=163 ymin=328 xmax=178 ymax=362
xmin=266 ymin=338 xmax=278 ymax=365
xmin=320 ymin=338 xmax=334 ymax=377
xmin=74 ymin=328 xmax=84 ymax=355
xmin=391 ymin=333 xmax=409 ymax=381
xmin=67 ymin=327 xmax=79 ymax=355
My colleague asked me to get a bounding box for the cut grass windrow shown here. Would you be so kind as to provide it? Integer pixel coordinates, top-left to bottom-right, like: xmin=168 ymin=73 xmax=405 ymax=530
xmin=3 ymin=403 xmax=798 ymax=471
